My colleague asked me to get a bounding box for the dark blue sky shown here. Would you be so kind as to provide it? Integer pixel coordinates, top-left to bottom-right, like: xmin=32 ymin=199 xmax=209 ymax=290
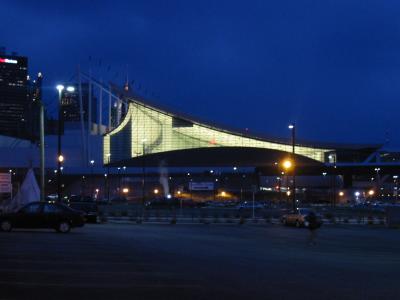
xmin=2 ymin=0 xmax=400 ymax=147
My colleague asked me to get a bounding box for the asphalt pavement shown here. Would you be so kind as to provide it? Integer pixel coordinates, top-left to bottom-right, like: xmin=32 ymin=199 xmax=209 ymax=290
xmin=0 ymin=223 xmax=399 ymax=300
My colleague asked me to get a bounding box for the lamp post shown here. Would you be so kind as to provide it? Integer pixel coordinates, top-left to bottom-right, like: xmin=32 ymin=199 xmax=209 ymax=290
xmin=106 ymin=153 xmax=111 ymax=203
xmin=122 ymin=166 xmax=126 ymax=195
xmin=56 ymin=85 xmax=64 ymax=201
xmin=90 ymin=160 xmax=94 ymax=197
xmin=117 ymin=167 xmax=121 ymax=197
xmin=374 ymin=168 xmax=381 ymax=197
xmin=288 ymin=124 xmax=296 ymax=210
xmin=393 ymin=175 xmax=399 ymax=201
xmin=329 ymin=155 xmax=337 ymax=207
xmin=282 ymin=158 xmax=294 ymax=210
xmin=277 ymin=176 xmax=282 ymax=203
xmin=39 ymin=99 xmax=45 ymax=202
xmin=142 ymin=139 xmax=147 ymax=206
xmin=104 ymin=173 xmax=107 ymax=201
xmin=56 ymin=84 xmax=74 ymax=201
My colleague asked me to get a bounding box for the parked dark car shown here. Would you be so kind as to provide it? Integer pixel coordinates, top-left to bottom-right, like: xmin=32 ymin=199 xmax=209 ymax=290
xmin=0 ymin=202 xmax=85 ymax=233
xmin=68 ymin=202 xmax=99 ymax=223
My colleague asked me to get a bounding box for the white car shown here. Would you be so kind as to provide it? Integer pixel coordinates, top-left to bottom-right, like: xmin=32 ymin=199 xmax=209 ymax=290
xmin=281 ymin=208 xmax=321 ymax=227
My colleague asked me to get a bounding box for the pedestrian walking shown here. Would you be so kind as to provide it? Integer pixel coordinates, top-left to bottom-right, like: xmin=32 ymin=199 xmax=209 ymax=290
xmin=305 ymin=211 xmax=321 ymax=245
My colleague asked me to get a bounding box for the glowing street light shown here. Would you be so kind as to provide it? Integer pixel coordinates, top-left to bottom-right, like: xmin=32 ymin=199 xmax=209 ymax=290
xmin=154 ymin=188 xmax=159 ymax=194
xmin=368 ymin=189 xmax=375 ymax=196
xmin=56 ymin=84 xmax=64 ymax=92
xmin=58 ymin=155 xmax=64 ymax=163
xmin=282 ymin=159 xmax=292 ymax=170
xmin=122 ymin=188 xmax=129 ymax=194
xmin=339 ymin=191 xmax=344 ymax=197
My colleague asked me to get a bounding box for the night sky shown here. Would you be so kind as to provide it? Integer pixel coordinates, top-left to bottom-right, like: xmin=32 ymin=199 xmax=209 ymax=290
xmin=2 ymin=0 xmax=400 ymax=147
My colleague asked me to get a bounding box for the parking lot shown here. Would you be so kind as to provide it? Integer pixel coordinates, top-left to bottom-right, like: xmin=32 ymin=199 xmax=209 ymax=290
xmin=0 ymin=223 xmax=399 ymax=299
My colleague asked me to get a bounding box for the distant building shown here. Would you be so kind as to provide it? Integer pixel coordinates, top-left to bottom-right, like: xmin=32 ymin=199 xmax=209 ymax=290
xmin=0 ymin=53 xmax=29 ymax=139
xmin=61 ymin=83 xmax=97 ymax=130
xmin=27 ymin=72 xmax=43 ymax=141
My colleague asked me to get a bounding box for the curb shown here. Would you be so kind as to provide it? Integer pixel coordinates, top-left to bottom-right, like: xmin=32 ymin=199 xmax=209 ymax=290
xmin=103 ymin=216 xmax=387 ymax=226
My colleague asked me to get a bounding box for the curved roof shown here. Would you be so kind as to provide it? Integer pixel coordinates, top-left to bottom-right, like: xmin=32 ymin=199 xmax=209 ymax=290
xmin=111 ymin=84 xmax=382 ymax=151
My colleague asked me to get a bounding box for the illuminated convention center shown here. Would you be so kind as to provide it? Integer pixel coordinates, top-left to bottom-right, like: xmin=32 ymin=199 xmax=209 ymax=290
xmin=104 ymin=93 xmax=338 ymax=168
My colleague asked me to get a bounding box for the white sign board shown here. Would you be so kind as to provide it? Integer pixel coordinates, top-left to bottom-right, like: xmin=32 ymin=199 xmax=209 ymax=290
xmin=0 ymin=173 xmax=12 ymax=193
xmin=189 ymin=182 xmax=214 ymax=191
xmin=0 ymin=183 xmax=12 ymax=193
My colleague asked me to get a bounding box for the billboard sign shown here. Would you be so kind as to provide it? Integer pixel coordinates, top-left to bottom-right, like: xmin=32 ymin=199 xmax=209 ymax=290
xmin=0 ymin=58 xmax=18 ymax=64
xmin=189 ymin=182 xmax=214 ymax=191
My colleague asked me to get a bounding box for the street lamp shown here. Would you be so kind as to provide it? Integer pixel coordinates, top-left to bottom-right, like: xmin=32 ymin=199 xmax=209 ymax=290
xmin=56 ymin=85 xmax=64 ymax=202
xmin=288 ymin=123 xmax=296 ymax=210
xmin=106 ymin=153 xmax=111 ymax=203
xmin=142 ymin=139 xmax=147 ymax=206
xmin=394 ymin=175 xmax=399 ymax=201
xmin=56 ymin=84 xmax=74 ymax=201
xmin=374 ymin=168 xmax=381 ymax=194
xmin=122 ymin=166 xmax=126 ymax=190
xmin=90 ymin=160 xmax=95 ymax=197
xmin=282 ymin=160 xmax=292 ymax=170
xmin=117 ymin=167 xmax=121 ymax=197
xmin=329 ymin=154 xmax=337 ymax=207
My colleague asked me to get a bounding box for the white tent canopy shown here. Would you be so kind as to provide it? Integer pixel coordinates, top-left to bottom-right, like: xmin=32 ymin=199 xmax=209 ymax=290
xmin=6 ymin=168 xmax=40 ymax=212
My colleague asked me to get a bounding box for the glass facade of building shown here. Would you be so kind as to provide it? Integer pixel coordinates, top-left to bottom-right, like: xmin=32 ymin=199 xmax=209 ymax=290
xmin=104 ymin=100 xmax=333 ymax=165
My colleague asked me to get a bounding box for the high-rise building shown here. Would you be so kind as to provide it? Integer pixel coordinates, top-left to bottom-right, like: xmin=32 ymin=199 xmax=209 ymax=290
xmin=0 ymin=53 xmax=29 ymax=138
